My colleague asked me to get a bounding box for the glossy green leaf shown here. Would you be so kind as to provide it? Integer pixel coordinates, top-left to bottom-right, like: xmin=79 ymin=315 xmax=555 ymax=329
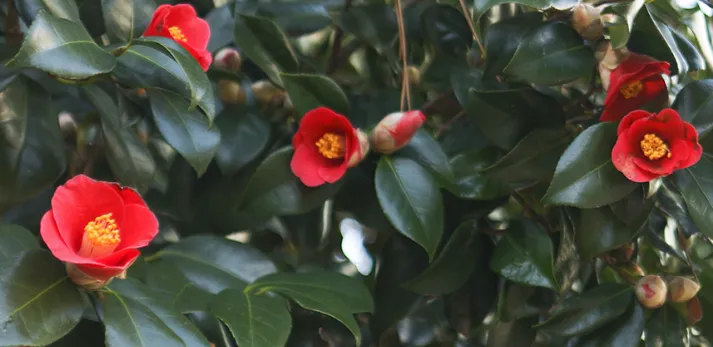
xmin=15 ymin=0 xmax=81 ymax=24
xmin=403 ymin=222 xmax=480 ymax=295
xmin=602 ymin=0 xmax=645 ymax=49
xmin=503 ymin=22 xmax=595 ymax=85
xmin=490 ymin=219 xmax=557 ymax=289
xmin=543 ymin=122 xmax=638 ymax=208
xmin=7 ymin=11 xmax=116 ymax=79
xmin=0 ymin=250 xmax=84 ymax=346
xmin=645 ymin=305 xmax=685 ymax=347
xmin=375 ymin=156 xmax=444 ymax=260
xmin=103 ymin=279 xmax=210 ymax=347
xmin=577 ymin=205 xmax=648 ymax=259
xmin=148 ymin=89 xmax=220 ymax=176
xmin=483 ymin=128 xmax=571 ymax=184
xmin=101 ymin=0 xmax=156 ymax=42
xmin=673 ymin=154 xmax=713 ymax=240
xmin=248 ymin=271 xmax=372 ymax=346
xmin=399 ymin=129 xmax=458 ymax=193
xmin=210 ymin=289 xmax=292 ymax=347
xmin=146 ymin=261 xmax=213 ymax=313
xmin=233 ymin=12 xmax=298 ymax=86
xmin=576 ymin=302 xmax=645 ymax=347
xmin=215 ymin=108 xmax=271 ymax=176
xmin=236 ymin=2 xmax=335 ymax=36
xmin=449 ymin=148 xmax=511 ymax=200
xmin=82 ymin=85 xmax=155 ymax=193
xmin=628 ymin=5 xmax=688 ymax=75
xmin=483 ymin=12 xmax=543 ymax=79
xmin=421 ymin=4 xmax=472 ymax=55
xmin=0 ymin=76 xmax=66 ymax=213
xmin=281 ymin=73 xmax=350 ymax=119
xmin=334 ymin=4 xmax=397 ymax=54
xmin=0 ymin=224 xmax=38 ymax=263
xmin=486 ymin=317 xmax=538 ymax=347
xmin=536 ymin=282 xmax=633 ymax=336
xmin=473 ymin=0 xmax=576 ymax=20
xmin=672 ymin=79 xmax=713 ymax=139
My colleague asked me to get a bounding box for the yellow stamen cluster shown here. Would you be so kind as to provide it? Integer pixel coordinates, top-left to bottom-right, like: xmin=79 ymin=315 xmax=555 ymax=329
xmin=315 ymin=132 xmax=345 ymax=159
xmin=620 ymin=80 xmax=643 ymax=99
xmin=640 ymin=133 xmax=671 ymax=160
xmin=78 ymin=213 xmax=120 ymax=259
xmin=168 ymin=26 xmax=188 ymax=42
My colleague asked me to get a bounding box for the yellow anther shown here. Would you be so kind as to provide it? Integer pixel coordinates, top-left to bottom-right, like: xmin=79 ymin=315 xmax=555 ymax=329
xmin=78 ymin=213 xmax=121 ymax=259
xmin=315 ymin=132 xmax=345 ymax=159
xmin=640 ymin=133 xmax=671 ymax=160
xmin=620 ymin=80 xmax=643 ymax=99
xmin=168 ymin=26 xmax=188 ymax=42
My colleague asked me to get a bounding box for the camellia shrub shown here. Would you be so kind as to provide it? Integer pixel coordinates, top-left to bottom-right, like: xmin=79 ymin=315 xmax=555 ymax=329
xmin=4 ymin=0 xmax=713 ymax=346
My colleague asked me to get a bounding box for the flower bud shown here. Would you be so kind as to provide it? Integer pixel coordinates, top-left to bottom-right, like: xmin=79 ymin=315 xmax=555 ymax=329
xmin=218 ymin=80 xmax=246 ymax=104
xmin=371 ymin=110 xmax=426 ymax=154
xmin=668 ymin=277 xmax=701 ymax=303
xmin=347 ymin=129 xmax=370 ymax=168
xmin=251 ymin=80 xmax=285 ymax=106
xmin=595 ymin=41 xmax=630 ymax=70
xmin=572 ymin=3 xmax=603 ymax=41
xmin=58 ymin=111 xmax=77 ymax=139
xmin=405 ymin=66 xmax=421 ymax=87
xmin=66 ymin=263 xmax=125 ymax=290
xmin=214 ymin=48 xmax=242 ymax=72
xmin=635 ymin=275 xmax=667 ymax=309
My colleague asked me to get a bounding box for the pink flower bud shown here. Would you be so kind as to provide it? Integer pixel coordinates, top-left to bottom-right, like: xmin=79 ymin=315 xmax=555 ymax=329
xmin=668 ymin=276 xmax=700 ymax=303
xmin=347 ymin=129 xmax=370 ymax=168
xmin=214 ymin=48 xmax=242 ymax=72
xmin=371 ymin=110 xmax=426 ymax=154
xmin=572 ymin=3 xmax=603 ymax=41
xmin=635 ymin=275 xmax=667 ymax=309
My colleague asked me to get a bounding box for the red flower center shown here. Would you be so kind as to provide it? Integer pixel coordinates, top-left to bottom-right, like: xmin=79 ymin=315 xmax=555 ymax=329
xmin=315 ymin=132 xmax=345 ymax=159
xmin=620 ymin=80 xmax=643 ymax=99
xmin=168 ymin=26 xmax=188 ymax=42
xmin=640 ymin=133 xmax=671 ymax=160
xmin=78 ymin=213 xmax=121 ymax=259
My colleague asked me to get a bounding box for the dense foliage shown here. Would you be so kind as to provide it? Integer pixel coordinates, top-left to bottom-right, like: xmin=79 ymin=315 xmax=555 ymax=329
xmin=3 ymin=0 xmax=713 ymax=346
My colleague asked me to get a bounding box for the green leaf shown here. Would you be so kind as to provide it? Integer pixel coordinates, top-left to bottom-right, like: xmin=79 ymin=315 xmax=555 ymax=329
xmin=536 ymin=282 xmax=633 ymax=336
xmin=15 ymin=0 xmax=81 ymax=24
xmin=645 ymin=305 xmax=685 ymax=347
xmin=403 ymin=222 xmax=481 ymax=295
xmin=449 ymin=148 xmax=511 ymax=200
xmin=280 ymin=73 xmax=350 ymax=119
xmin=473 ymin=0 xmax=577 ymax=20
xmin=421 ymin=4 xmax=472 ymax=55
xmin=215 ymin=108 xmax=271 ymax=176
xmin=101 ymin=0 xmax=156 ymax=42
xmin=486 ymin=317 xmax=538 ymax=347
xmin=628 ymin=5 xmax=689 ymax=75
xmin=576 ymin=302 xmax=645 ymax=347
xmin=236 ymin=2 xmax=335 ymax=36
xmin=334 ymin=4 xmax=397 ymax=54
xmin=7 ymin=11 xmax=116 ymax=79
xmin=483 ymin=128 xmax=571 ymax=184
xmin=145 ymin=261 xmax=213 ymax=313
xmin=577 ymin=205 xmax=648 ymax=259
xmin=210 ymin=289 xmax=292 ymax=347
xmin=103 ymin=279 xmax=210 ymax=347
xmin=672 ymin=154 xmax=713 ymax=240
xmin=601 ymin=0 xmax=645 ymax=49
xmin=151 ymin=235 xmax=277 ymax=294
xmin=147 ymin=89 xmax=220 ymax=176
xmin=490 ymin=219 xmax=557 ymax=289
xmin=399 ymin=129 xmax=458 ymax=193
xmin=503 ymin=22 xmax=595 ymax=85
xmin=233 ymin=12 xmax=298 ymax=86
xmin=247 ymin=271 xmax=373 ymax=346
xmin=375 ymin=156 xmax=444 ymax=260
xmin=543 ymin=122 xmax=638 ymax=208
xmin=0 ymin=76 xmax=66 ymax=213
xmin=672 ymin=79 xmax=713 ymax=139
xmin=81 ymin=85 xmax=155 ymax=193
xmin=0 ymin=224 xmax=38 ymax=263
xmin=482 ymin=12 xmax=543 ymax=79
xmin=0 ymin=249 xmax=84 ymax=346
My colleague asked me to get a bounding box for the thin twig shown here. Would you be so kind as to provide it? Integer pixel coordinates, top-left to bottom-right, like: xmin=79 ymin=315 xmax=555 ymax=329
xmin=395 ymin=0 xmax=411 ymax=111
xmin=327 ymin=0 xmax=355 ymax=74
xmin=458 ymin=0 xmax=485 ymax=55
xmin=434 ymin=110 xmax=465 ymax=137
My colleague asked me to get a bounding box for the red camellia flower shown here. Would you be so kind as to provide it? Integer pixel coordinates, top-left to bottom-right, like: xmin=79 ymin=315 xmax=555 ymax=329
xmin=371 ymin=110 xmax=426 ymax=154
xmin=143 ymin=4 xmax=212 ymax=71
xmin=290 ymin=107 xmax=364 ymax=187
xmin=600 ymin=53 xmax=670 ymax=122
xmin=612 ymin=109 xmax=702 ymax=182
xmin=40 ymin=175 xmax=159 ymax=285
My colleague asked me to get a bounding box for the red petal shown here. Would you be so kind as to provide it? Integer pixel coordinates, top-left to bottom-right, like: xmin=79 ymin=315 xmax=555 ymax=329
xmin=677 ymin=139 xmax=703 ymax=170
xmin=601 ymin=76 xmax=667 ymax=122
xmin=142 ymin=4 xmax=171 ymax=37
xmin=317 ymin=163 xmax=348 ymax=184
xmin=75 ymin=248 xmax=140 ymax=281
xmin=617 ymin=110 xmax=652 ymax=135
xmin=291 ymin=144 xmax=327 ymax=187
xmin=162 ymin=4 xmax=210 ymax=48
xmin=298 ymin=107 xmax=354 ymax=142
xmin=612 ymin=136 xmax=661 ymax=182
xmin=109 ymin=184 xmax=147 ymax=206
xmin=51 ymin=175 xmax=125 ymax=252
xmin=40 ymin=211 xmax=84 ymax=263
xmin=116 ymin=204 xmax=159 ymax=250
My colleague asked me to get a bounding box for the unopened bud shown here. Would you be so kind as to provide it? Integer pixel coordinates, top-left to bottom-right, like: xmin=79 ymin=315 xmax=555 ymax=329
xmin=572 ymin=4 xmax=603 ymax=41
xmin=668 ymin=277 xmax=701 ymax=303
xmin=370 ymin=110 xmax=426 ymax=154
xmin=347 ymin=129 xmax=370 ymax=168
xmin=405 ymin=66 xmax=421 ymax=87
xmin=58 ymin=111 xmax=76 ymax=139
xmin=251 ymin=80 xmax=285 ymax=106
xmin=218 ymin=80 xmax=246 ymax=104
xmin=595 ymin=41 xmax=630 ymax=70
xmin=66 ymin=263 xmax=123 ymax=290
xmin=635 ymin=275 xmax=667 ymax=309
xmin=214 ymin=48 xmax=242 ymax=72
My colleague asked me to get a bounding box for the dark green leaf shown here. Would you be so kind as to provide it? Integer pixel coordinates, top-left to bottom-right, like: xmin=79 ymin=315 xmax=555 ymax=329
xmin=645 ymin=305 xmax=685 ymax=347
xmin=486 ymin=317 xmax=538 ymax=347
xmin=334 ymin=4 xmax=397 ymax=53
xmin=503 ymin=22 xmax=595 ymax=85
xmin=543 ymin=122 xmax=638 ymax=208
xmin=490 ymin=219 xmax=557 ymax=289
xmin=449 ymin=148 xmax=511 ymax=200
xmin=0 ymin=224 xmax=38 ymax=262
xmin=421 ymin=4 xmax=472 ymax=55
xmin=0 ymin=250 xmax=84 ymax=346
xmin=601 ymin=0 xmax=645 ymax=49
xmin=210 ymin=289 xmax=292 ymax=347
xmin=536 ymin=283 xmax=633 ymax=336
xmin=8 ymin=11 xmax=116 ymax=79
xmin=628 ymin=5 xmax=687 ymax=75
xmin=0 ymin=76 xmax=66 ymax=213
xmin=103 ymin=279 xmax=210 ymax=347
xmin=15 ymin=0 xmax=81 ymax=24
xmin=375 ymin=156 xmax=444 ymax=260
xmin=101 ymin=0 xmax=156 ymax=42
xmin=398 ymin=129 xmax=458 ymax=193
xmin=237 ymin=2 xmax=335 ymax=36
xmin=233 ymin=12 xmax=298 ymax=86
xmin=280 ymin=73 xmax=350 ymax=119
xmin=670 ymin=28 xmax=705 ymax=73
xmin=148 ymin=89 xmax=220 ymax=176
xmin=483 ymin=12 xmax=543 ymax=79
xmin=215 ymin=108 xmax=271 ymax=176
xmin=145 ymin=261 xmax=212 ymax=313
xmin=473 ymin=0 xmax=577 ymax=20
xmin=403 ymin=222 xmax=480 ymax=295
xmin=672 ymin=79 xmax=713 ymax=139
xmin=576 ymin=302 xmax=645 ymax=347
xmin=577 ymin=206 xmax=647 ymax=259
xmin=672 ymin=154 xmax=713 ymax=240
